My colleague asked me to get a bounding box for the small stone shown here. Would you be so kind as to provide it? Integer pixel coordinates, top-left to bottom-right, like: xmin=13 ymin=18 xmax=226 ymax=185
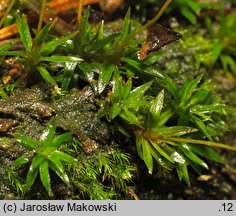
xmin=197 ymin=175 xmax=212 ymax=182
xmin=0 ymin=119 xmax=18 ymax=132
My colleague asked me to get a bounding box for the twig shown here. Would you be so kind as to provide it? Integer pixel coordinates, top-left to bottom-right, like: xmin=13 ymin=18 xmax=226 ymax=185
xmin=134 ymin=0 xmax=172 ymax=37
xmin=36 ymin=0 xmax=47 ymax=35
xmin=77 ymin=0 xmax=84 ymax=32
xmin=0 ymin=23 xmax=18 ymax=41
xmin=48 ymin=0 xmax=100 ymax=13
xmin=0 ymin=0 xmax=101 ymax=41
xmin=124 ymin=0 xmax=173 ymax=43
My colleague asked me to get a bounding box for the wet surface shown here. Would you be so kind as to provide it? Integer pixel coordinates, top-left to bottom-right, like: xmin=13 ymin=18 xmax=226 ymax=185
xmin=0 ymin=83 xmax=110 ymax=199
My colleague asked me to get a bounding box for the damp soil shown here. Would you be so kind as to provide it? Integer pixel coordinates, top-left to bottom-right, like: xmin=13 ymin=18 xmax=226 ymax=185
xmin=0 ymin=83 xmax=110 ymax=199
xmin=134 ymin=160 xmax=236 ymax=199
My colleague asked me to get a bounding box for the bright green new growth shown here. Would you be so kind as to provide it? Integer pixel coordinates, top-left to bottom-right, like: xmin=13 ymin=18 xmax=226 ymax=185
xmin=97 ymin=53 xmax=233 ymax=185
xmin=134 ymin=88 xmax=223 ymax=185
xmin=168 ymin=1 xmax=236 ymax=77
xmin=173 ymin=0 xmax=212 ymax=24
xmin=99 ymin=70 xmax=152 ymax=125
xmin=205 ymin=7 xmax=236 ymax=76
xmin=12 ymin=119 xmax=76 ymax=196
xmin=68 ymin=146 xmax=135 ymax=199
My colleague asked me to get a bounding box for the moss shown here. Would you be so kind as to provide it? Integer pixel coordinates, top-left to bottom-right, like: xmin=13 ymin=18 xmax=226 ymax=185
xmin=53 ymin=88 xmax=110 ymax=144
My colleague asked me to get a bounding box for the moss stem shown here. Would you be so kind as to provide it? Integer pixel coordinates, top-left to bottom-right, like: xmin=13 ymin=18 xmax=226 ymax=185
xmin=0 ymin=0 xmax=16 ymax=28
xmin=136 ymin=0 xmax=172 ymax=35
xmin=124 ymin=0 xmax=172 ymax=43
xmin=77 ymin=0 xmax=84 ymax=32
xmin=162 ymin=137 xmax=236 ymax=151
xmin=36 ymin=0 xmax=47 ymax=35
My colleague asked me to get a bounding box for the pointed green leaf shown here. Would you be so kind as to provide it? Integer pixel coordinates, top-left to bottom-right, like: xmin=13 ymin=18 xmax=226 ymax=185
xmin=160 ymin=144 xmax=185 ymax=166
xmin=163 ymin=74 xmax=178 ymax=99
xmin=148 ymin=144 xmax=173 ymax=170
xmin=17 ymin=134 xmax=38 ymax=149
xmin=85 ymin=33 xmax=118 ymax=53
xmin=136 ymin=136 xmax=144 ymax=159
xmin=155 ymin=126 xmax=198 ymax=137
xmin=25 ymin=167 xmax=39 ymax=190
xmin=109 ymin=103 xmax=122 ymax=119
xmin=97 ymin=21 xmax=104 ymax=40
xmin=142 ymin=141 xmax=153 ymax=174
xmin=191 ymin=104 xmax=226 ymax=114
xmin=188 ymin=89 xmax=210 ymax=106
xmin=150 ymin=140 xmax=173 ymax=163
xmin=0 ymin=42 xmax=15 ymax=54
xmin=16 ymin=14 xmax=33 ymax=53
xmin=40 ymin=56 xmax=83 ymax=63
xmin=190 ymin=145 xmax=221 ymax=163
xmin=122 ymin=57 xmax=142 ymax=70
xmin=151 ymin=90 xmax=165 ymax=117
xmin=170 ymin=151 xmax=186 ymax=164
xmin=122 ymin=78 xmax=132 ymax=99
xmin=221 ymin=54 xmax=236 ymax=75
xmin=78 ymin=62 xmax=97 ymax=81
xmin=52 ymin=132 xmax=73 ymax=148
xmin=48 ymin=158 xmax=70 ymax=187
xmin=186 ymin=1 xmax=201 ymax=14
xmin=37 ymin=66 xmax=57 ymax=86
xmin=180 ymin=6 xmax=197 ymax=24
xmin=146 ymin=90 xmax=165 ymax=127
xmin=205 ymin=17 xmax=215 ymax=38
xmin=35 ymin=19 xmax=56 ymax=46
xmin=79 ymin=7 xmax=90 ymax=46
xmin=179 ymin=75 xmax=202 ymax=106
xmin=191 ymin=115 xmax=212 ymax=140
xmin=3 ymin=50 xmax=26 ymax=57
xmin=97 ymin=64 xmax=115 ymax=94
xmin=161 ymin=142 xmax=178 ymax=152
xmin=176 ymin=162 xmax=190 ymax=186
xmin=39 ymin=160 xmax=52 ymax=195
xmin=25 ymin=155 xmax=44 ymax=190
xmin=181 ymin=144 xmax=208 ymax=169
xmin=211 ymin=41 xmax=223 ymax=64
xmin=190 ymin=110 xmax=212 ymax=122
xmin=112 ymin=70 xmax=123 ymax=99
xmin=50 ymin=151 xmax=77 ymax=164
xmin=40 ymin=119 xmax=57 ymax=146
xmin=119 ymin=108 xmax=140 ymax=125
xmin=30 ymin=154 xmax=44 ymax=170
xmin=129 ymin=81 xmax=152 ymax=99
xmin=39 ymin=32 xmax=77 ymax=56
xmin=61 ymin=62 xmax=77 ymax=91
xmin=156 ymin=110 xmax=174 ymax=127
xmin=123 ymin=98 xmax=148 ymax=109
xmin=119 ymin=8 xmax=131 ymax=42
xmin=12 ymin=155 xmax=29 ymax=167
xmin=48 ymin=155 xmax=65 ymax=175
